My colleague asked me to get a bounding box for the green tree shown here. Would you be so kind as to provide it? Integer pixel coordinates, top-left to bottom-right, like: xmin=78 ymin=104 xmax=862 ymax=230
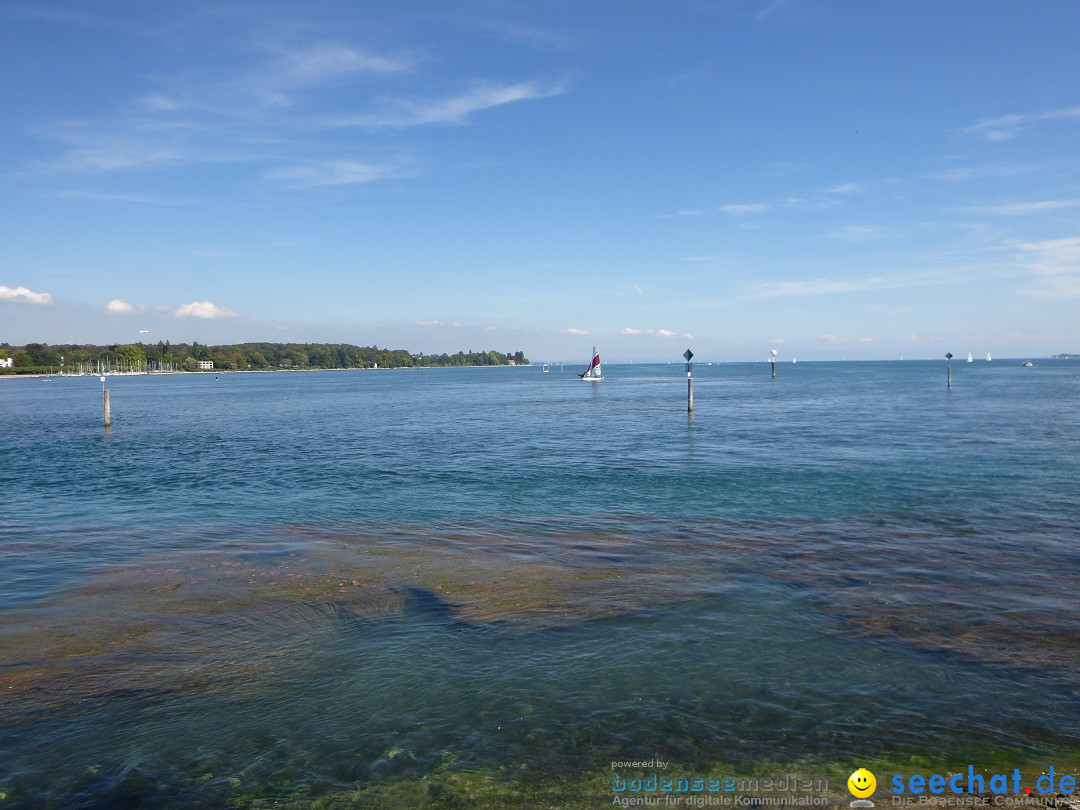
xmin=115 ymin=344 xmax=147 ymax=370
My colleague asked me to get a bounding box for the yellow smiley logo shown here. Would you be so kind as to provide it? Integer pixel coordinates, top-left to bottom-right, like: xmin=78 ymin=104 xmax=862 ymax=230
xmin=848 ymin=768 xmax=877 ymax=798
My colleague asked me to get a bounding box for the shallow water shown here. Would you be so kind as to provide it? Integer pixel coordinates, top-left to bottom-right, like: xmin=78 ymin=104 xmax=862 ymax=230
xmin=1 ymin=362 xmax=1077 ymax=807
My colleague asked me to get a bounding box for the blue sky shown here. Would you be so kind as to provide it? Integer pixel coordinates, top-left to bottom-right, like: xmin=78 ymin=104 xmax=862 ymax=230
xmin=2 ymin=0 xmax=1079 ymax=361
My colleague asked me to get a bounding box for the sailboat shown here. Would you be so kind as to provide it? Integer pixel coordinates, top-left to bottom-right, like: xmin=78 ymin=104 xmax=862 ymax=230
xmin=542 ymin=363 xmax=550 ymax=373
xmin=986 ymin=352 xmax=992 ymax=362
xmin=967 ymin=352 xmax=973 ymax=363
xmin=578 ymin=346 xmax=603 ymax=381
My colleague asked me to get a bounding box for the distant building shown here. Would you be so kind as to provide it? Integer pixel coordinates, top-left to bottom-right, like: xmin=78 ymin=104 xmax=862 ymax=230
xmin=0 ymin=357 xmax=12 ymax=368
xmin=197 ymin=360 xmax=214 ymax=370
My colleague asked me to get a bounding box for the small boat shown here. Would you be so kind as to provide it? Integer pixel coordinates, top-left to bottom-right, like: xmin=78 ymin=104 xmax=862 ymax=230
xmin=1023 ymin=361 xmax=1033 ymax=367
xmin=578 ymin=346 xmax=603 ymax=381
xmin=542 ymin=364 xmax=550 ymax=373
xmin=986 ymin=352 xmax=992 ymax=362
xmin=967 ymin=353 xmax=973 ymax=363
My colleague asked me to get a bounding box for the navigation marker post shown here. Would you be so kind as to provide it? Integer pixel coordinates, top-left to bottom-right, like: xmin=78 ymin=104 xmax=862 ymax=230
xmin=101 ymin=372 xmax=111 ymax=428
xmin=945 ymin=352 xmax=953 ymax=389
xmin=770 ymin=348 xmax=777 ymax=379
xmin=684 ymin=348 xmax=694 ymax=413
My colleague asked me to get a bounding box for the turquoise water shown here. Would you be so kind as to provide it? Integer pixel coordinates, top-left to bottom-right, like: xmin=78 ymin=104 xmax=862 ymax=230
xmin=1 ymin=362 xmax=1078 ymax=807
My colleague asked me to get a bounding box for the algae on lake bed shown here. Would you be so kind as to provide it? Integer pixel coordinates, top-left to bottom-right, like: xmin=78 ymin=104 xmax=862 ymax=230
xmin=1 ymin=516 xmax=1077 ymax=810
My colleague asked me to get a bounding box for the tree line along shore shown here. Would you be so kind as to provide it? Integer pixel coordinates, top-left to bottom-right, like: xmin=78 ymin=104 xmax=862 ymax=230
xmin=0 ymin=341 xmax=529 ymax=375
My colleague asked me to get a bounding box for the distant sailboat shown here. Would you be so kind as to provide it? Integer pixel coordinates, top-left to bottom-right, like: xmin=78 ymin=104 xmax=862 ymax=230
xmin=792 ymin=357 xmax=797 ymax=364
xmin=542 ymin=363 xmax=550 ymax=373
xmin=967 ymin=352 xmax=973 ymax=363
xmin=986 ymin=352 xmax=992 ymax=362
xmin=579 ymin=346 xmax=603 ymax=381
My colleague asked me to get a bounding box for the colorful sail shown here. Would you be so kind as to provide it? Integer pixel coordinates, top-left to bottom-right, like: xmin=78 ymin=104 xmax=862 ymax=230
xmin=579 ymin=346 xmax=603 ymax=380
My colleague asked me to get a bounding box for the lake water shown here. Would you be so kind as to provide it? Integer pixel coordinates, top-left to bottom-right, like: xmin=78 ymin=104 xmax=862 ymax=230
xmin=1 ymin=361 xmax=1078 ymax=807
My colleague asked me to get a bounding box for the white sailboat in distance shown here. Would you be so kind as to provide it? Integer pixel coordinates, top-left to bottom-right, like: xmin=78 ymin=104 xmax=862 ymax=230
xmin=986 ymin=352 xmax=992 ymax=362
xmin=967 ymin=352 xmax=973 ymax=363
xmin=579 ymin=346 xmax=603 ymax=381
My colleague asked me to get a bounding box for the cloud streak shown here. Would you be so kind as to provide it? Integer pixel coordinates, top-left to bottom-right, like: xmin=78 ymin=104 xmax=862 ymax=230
xmin=961 ymin=199 xmax=1080 ymax=215
xmin=26 ymin=19 xmax=561 ymax=193
xmin=279 ymin=44 xmax=413 ymax=84
xmin=333 ymin=80 xmax=565 ymax=128
xmin=52 ymin=190 xmax=198 ymax=205
xmin=745 ymin=271 xmax=948 ymax=299
xmin=962 ymin=105 xmax=1080 ymax=141
xmin=264 ymin=160 xmax=412 ymax=187
xmin=719 ymin=203 xmax=769 ymax=215
xmin=1016 ymin=236 xmax=1080 ymax=299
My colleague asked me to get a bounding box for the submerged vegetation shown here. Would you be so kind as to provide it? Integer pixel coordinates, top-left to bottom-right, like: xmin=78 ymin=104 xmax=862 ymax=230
xmin=3 ymin=519 xmax=1078 ymax=808
xmin=0 ymin=341 xmax=529 ymax=374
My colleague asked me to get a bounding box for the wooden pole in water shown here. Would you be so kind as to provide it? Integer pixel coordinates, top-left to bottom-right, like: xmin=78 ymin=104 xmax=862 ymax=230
xmin=770 ymin=348 xmax=777 ymax=379
xmin=945 ymin=352 xmax=953 ymax=389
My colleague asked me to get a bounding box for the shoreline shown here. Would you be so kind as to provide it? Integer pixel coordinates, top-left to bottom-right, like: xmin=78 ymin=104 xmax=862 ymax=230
xmin=0 ymin=364 xmax=532 ymax=380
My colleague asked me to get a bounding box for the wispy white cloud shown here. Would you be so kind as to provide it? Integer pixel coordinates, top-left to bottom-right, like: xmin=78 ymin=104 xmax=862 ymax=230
xmin=279 ymin=44 xmax=413 ymax=84
xmin=227 ymin=44 xmax=416 ymax=110
xmin=1015 ymin=236 xmax=1080 ymax=299
xmin=471 ymin=19 xmax=579 ymax=51
xmin=3 ymin=4 xmax=117 ymax=28
xmin=961 ymin=199 xmax=1080 ymax=215
xmin=762 ymin=161 xmax=809 ymax=178
xmin=334 ymin=80 xmax=565 ymax=128
xmin=104 ymin=298 xmax=142 ymax=315
xmin=755 ymin=0 xmax=793 ymax=22
xmin=779 ymin=195 xmax=839 ymax=213
xmin=26 ymin=20 xmax=557 ymax=192
xmin=962 ymin=105 xmax=1080 ymax=141
xmin=0 ymin=285 xmax=53 ymax=305
xmin=820 ymin=334 xmax=840 ymax=343
xmin=36 ymin=127 xmax=190 ymax=172
xmin=656 ymin=329 xmax=676 ymax=337
xmin=821 ymin=182 xmax=862 ymax=194
xmin=719 ymin=203 xmax=769 ymax=215
xmin=564 ymin=327 xmax=589 ymax=335
xmin=925 ymin=162 xmax=1040 ymax=182
xmin=621 ymin=327 xmax=676 ymax=337
xmin=264 ymin=160 xmax=412 ymax=187
xmin=52 ymin=190 xmax=197 ymax=205
xmin=746 ymin=271 xmax=945 ymax=299
xmin=173 ymin=300 xmax=240 ymax=319
xmin=824 ymin=225 xmax=889 ymax=241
